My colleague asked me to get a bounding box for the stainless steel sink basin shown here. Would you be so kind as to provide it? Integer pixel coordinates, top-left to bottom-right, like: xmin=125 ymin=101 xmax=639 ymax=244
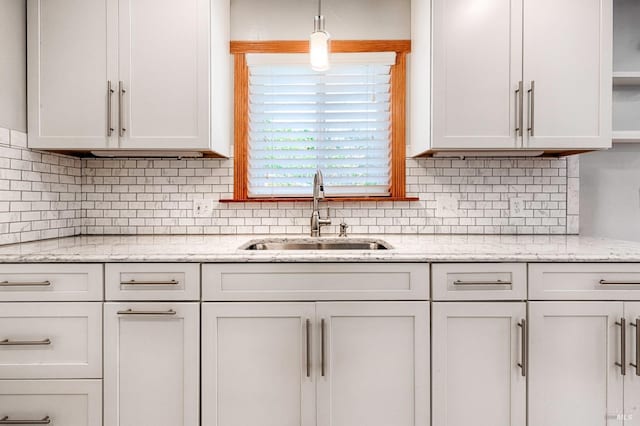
xmin=242 ymin=238 xmax=392 ymax=251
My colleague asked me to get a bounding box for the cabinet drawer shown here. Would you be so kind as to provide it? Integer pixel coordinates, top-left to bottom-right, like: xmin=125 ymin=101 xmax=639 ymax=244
xmin=529 ymin=263 xmax=640 ymax=300
xmin=0 ymin=380 xmax=102 ymax=426
xmin=432 ymin=263 xmax=527 ymax=301
xmin=0 ymin=264 xmax=103 ymax=301
xmin=106 ymin=263 xmax=200 ymax=301
xmin=0 ymin=303 xmax=102 ymax=379
xmin=202 ymin=263 xmax=429 ymax=301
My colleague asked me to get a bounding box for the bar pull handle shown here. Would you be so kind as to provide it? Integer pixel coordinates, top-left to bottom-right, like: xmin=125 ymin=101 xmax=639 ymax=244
xmin=120 ymin=280 xmax=179 ymax=286
xmin=631 ymin=319 xmax=640 ymax=376
xmin=515 ymin=81 xmax=524 ymax=136
xmin=321 ymin=318 xmax=326 ymax=377
xmin=117 ymin=309 xmax=176 ymax=316
xmin=0 ymin=281 xmax=51 ymax=287
xmin=0 ymin=339 xmax=51 ymax=346
xmin=616 ymin=318 xmax=627 ymax=376
xmin=527 ymin=80 xmax=535 ymax=137
xmin=118 ymin=81 xmax=126 ymax=137
xmin=0 ymin=416 xmax=51 ymax=425
xmin=305 ymin=319 xmax=311 ymax=378
xmin=517 ymin=319 xmax=527 ymax=377
xmin=600 ymin=280 xmax=640 ymax=286
xmin=107 ymin=80 xmax=115 ymax=136
xmin=453 ymin=280 xmax=512 ymax=286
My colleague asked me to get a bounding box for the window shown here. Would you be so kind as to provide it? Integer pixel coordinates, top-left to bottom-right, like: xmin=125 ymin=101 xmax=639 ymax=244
xmin=231 ymin=41 xmax=410 ymax=201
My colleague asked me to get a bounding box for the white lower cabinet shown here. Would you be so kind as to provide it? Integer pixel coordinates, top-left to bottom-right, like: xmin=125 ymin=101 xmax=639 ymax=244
xmin=432 ymin=302 xmax=526 ymax=426
xmin=104 ymin=302 xmax=200 ymax=426
xmin=202 ymin=302 xmax=429 ymax=426
xmin=0 ymin=380 xmax=102 ymax=426
xmin=528 ymin=302 xmax=625 ymax=426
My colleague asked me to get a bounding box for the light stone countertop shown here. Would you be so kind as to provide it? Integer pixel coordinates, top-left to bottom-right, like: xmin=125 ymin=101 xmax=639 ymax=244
xmin=2 ymin=234 xmax=640 ymax=263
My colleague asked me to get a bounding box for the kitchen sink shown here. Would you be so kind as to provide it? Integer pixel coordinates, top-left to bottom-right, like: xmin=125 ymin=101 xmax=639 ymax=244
xmin=242 ymin=238 xmax=392 ymax=251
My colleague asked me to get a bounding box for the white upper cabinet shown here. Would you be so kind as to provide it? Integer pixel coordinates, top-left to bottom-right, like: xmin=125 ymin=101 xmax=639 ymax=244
xmin=432 ymin=0 xmax=523 ymax=150
xmin=117 ymin=0 xmax=210 ymax=150
xmin=27 ymin=0 xmax=231 ymax=156
xmin=422 ymin=0 xmax=612 ymax=154
xmin=27 ymin=0 xmax=118 ymax=150
xmin=523 ymin=0 xmax=612 ymax=150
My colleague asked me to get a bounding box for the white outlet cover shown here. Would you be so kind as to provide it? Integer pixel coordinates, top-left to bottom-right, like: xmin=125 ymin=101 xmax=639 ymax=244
xmin=509 ymin=197 xmax=527 ymax=217
xmin=193 ymin=199 xmax=214 ymax=217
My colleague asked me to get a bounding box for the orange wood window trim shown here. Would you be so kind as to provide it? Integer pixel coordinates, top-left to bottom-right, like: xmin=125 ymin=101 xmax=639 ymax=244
xmin=232 ymin=40 xmax=410 ymax=201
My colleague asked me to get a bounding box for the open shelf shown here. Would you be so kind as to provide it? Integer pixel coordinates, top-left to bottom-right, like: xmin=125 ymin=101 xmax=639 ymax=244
xmin=613 ymin=131 xmax=640 ymax=143
xmin=613 ymin=72 xmax=640 ymax=86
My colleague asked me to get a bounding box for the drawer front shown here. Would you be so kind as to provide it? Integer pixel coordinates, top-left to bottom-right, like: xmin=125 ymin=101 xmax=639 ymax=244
xmin=0 ymin=303 xmax=102 ymax=379
xmin=432 ymin=263 xmax=527 ymax=301
xmin=0 ymin=264 xmax=103 ymax=301
xmin=202 ymin=263 xmax=430 ymax=301
xmin=106 ymin=263 xmax=200 ymax=301
xmin=0 ymin=380 xmax=102 ymax=426
xmin=529 ymin=263 xmax=640 ymax=300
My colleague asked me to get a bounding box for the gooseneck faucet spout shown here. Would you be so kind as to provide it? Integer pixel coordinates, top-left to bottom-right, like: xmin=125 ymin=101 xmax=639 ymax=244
xmin=310 ymin=169 xmax=331 ymax=237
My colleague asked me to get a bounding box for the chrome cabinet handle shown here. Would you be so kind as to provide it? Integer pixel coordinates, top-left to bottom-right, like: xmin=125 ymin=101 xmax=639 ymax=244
xmin=515 ymin=81 xmax=524 ymax=136
xmin=118 ymin=81 xmax=126 ymax=137
xmin=631 ymin=319 xmax=640 ymax=376
xmin=600 ymin=280 xmax=640 ymax=286
xmin=107 ymin=80 xmax=115 ymax=136
xmin=305 ymin=319 xmax=311 ymax=378
xmin=0 ymin=281 xmax=51 ymax=287
xmin=616 ymin=318 xmax=626 ymax=376
xmin=120 ymin=280 xmax=179 ymax=286
xmin=527 ymin=81 xmax=535 ymax=136
xmin=0 ymin=416 xmax=51 ymax=425
xmin=117 ymin=309 xmax=176 ymax=316
xmin=453 ymin=280 xmax=512 ymax=286
xmin=517 ymin=319 xmax=527 ymax=377
xmin=0 ymin=339 xmax=51 ymax=346
xmin=321 ymin=318 xmax=326 ymax=377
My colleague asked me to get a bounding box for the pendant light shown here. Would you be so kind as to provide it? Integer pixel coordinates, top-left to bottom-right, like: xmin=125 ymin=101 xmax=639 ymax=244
xmin=309 ymin=0 xmax=330 ymax=71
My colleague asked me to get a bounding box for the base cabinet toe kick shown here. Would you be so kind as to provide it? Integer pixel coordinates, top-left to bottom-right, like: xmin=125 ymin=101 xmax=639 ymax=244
xmin=2 ymin=262 xmax=640 ymax=426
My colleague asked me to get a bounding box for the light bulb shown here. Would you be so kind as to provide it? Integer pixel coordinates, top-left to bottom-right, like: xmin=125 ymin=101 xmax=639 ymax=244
xmin=310 ymin=30 xmax=330 ymax=72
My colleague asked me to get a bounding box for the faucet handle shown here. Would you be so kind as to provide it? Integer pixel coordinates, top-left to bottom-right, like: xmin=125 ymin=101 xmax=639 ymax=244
xmin=339 ymin=222 xmax=349 ymax=237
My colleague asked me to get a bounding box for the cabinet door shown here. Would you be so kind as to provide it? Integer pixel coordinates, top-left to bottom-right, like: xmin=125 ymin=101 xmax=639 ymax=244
xmin=625 ymin=302 xmax=640 ymax=426
xmin=104 ymin=303 xmax=199 ymax=426
xmin=432 ymin=302 xmax=526 ymax=426
xmin=117 ymin=0 xmax=210 ymax=150
xmin=529 ymin=302 xmax=624 ymax=426
xmin=432 ymin=0 xmax=523 ymax=149
xmin=316 ymin=302 xmax=429 ymax=426
xmin=27 ymin=0 xmax=118 ymax=150
xmin=202 ymin=303 xmax=316 ymax=426
xmin=523 ymin=0 xmax=612 ymax=149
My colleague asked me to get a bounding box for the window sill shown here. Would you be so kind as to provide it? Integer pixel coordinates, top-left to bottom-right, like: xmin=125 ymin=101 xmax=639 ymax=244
xmin=219 ymin=197 xmax=420 ymax=203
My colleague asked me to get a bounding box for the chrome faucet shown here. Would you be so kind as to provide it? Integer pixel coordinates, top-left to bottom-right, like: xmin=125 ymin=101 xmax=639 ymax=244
xmin=310 ymin=169 xmax=331 ymax=237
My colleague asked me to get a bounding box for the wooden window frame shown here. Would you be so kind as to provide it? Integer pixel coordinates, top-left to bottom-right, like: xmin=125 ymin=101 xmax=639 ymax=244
xmin=229 ymin=40 xmax=414 ymax=203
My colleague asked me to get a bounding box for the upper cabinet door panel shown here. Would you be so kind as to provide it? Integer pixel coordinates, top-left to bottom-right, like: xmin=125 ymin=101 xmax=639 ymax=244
xmin=432 ymin=0 xmax=523 ymax=149
xmin=523 ymin=0 xmax=612 ymax=149
xmin=27 ymin=0 xmax=118 ymax=150
xmin=118 ymin=0 xmax=210 ymax=150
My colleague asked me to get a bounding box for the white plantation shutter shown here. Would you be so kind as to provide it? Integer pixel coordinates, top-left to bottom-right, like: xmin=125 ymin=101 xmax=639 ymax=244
xmin=247 ymin=53 xmax=395 ymax=197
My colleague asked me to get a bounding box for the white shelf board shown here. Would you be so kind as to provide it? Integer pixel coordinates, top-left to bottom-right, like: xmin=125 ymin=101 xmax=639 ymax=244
xmin=613 ymin=72 xmax=640 ymax=86
xmin=613 ymin=130 xmax=640 ymax=143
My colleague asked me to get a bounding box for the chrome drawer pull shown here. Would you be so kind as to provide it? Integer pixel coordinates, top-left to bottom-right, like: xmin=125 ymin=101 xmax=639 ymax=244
xmin=0 ymin=416 xmax=51 ymax=425
xmin=599 ymin=280 xmax=640 ymax=285
xmin=453 ymin=280 xmax=512 ymax=286
xmin=616 ymin=318 xmax=627 ymax=376
xmin=631 ymin=319 xmax=640 ymax=376
xmin=517 ymin=319 xmax=527 ymax=377
xmin=0 ymin=281 xmax=51 ymax=287
xmin=305 ymin=319 xmax=311 ymax=378
xmin=117 ymin=309 xmax=176 ymax=316
xmin=120 ymin=280 xmax=179 ymax=286
xmin=0 ymin=339 xmax=51 ymax=346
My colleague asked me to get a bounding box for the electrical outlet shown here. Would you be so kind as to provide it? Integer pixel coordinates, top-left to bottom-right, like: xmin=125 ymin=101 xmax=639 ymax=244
xmin=193 ymin=199 xmax=214 ymax=218
xmin=510 ymin=197 xmax=526 ymax=217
